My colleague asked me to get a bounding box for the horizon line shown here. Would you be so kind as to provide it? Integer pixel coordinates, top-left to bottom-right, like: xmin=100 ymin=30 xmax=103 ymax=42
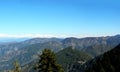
xmin=0 ymin=33 xmax=119 ymax=38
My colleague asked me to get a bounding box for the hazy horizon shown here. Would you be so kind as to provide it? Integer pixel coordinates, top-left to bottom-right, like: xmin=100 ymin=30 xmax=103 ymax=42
xmin=0 ymin=34 xmax=119 ymax=38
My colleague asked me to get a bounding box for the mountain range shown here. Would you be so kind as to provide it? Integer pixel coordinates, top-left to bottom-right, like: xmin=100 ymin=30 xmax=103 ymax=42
xmin=0 ymin=35 xmax=120 ymax=70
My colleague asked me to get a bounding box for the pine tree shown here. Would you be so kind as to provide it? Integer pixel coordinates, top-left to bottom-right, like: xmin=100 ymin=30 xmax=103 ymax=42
xmin=36 ymin=49 xmax=64 ymax=72
xmin=13 ymin=61 xmax=21 ymax=72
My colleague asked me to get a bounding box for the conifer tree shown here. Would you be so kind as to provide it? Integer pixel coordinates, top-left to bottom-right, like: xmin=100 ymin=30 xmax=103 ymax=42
xmin=36 ymin=49 xmax=64 ymax=72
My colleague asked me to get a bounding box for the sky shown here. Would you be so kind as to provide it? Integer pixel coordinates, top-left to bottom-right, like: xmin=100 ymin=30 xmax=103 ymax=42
xmin=0 ymin=0 xmax=120 ymax=38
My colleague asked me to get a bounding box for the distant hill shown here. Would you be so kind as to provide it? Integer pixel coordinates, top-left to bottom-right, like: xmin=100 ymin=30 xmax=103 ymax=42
xmin=63 ymin=35 xmax=120 ymax=56
xmin=85 ymin=44 xmax=120 ymax=72
xmin=21 ymin=38 xmax=62 ymax=45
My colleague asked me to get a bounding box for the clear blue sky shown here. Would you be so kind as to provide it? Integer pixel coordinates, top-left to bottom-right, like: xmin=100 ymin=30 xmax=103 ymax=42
xmin=0 ymin=0 xmax=120 ymax=37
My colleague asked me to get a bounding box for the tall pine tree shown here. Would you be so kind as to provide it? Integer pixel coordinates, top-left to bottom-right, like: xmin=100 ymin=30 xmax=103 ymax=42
xmin=36 ymin=49 xmax=64 ymax=72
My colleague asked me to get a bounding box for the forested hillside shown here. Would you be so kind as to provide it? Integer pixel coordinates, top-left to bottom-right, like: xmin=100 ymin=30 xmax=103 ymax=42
xmin=85 ymin=44 xmax=120 ymax=72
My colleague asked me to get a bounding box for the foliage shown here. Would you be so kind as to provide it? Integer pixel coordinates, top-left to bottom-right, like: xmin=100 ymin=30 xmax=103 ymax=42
xmin=36 ymin=49 xmax=64 ymax=72
xmin=14 ymin=61 xmax=21 ymax=72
